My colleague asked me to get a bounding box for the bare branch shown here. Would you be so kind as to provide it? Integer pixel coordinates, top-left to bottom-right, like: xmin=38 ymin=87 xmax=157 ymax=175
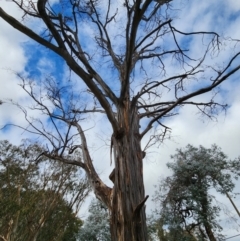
xmin=0 ymin=7 xmax=61 ymax=55
xmin=134 ymin=19 xmax=172 ymax=51
xmin=71 ymin=120 xmax=112 ymax=209
xmin=37 ymin=0 xmax=66 ymax=49
xmin=37 ymin=151 xmax=86 ymax=169
xmin=140 ymin=60 xmax=240 ymax=138
xmin=72 ymin=108 xmax=106 ymax=114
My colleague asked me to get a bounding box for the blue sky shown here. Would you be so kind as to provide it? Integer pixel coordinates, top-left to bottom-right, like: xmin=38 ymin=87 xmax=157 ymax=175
xmin=1 ymin=0 xmax=240 ymax=239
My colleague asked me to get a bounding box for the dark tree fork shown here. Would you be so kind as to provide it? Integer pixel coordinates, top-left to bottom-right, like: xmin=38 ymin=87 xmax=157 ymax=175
xmin=1 ymin=0 xmax=240 ymax=240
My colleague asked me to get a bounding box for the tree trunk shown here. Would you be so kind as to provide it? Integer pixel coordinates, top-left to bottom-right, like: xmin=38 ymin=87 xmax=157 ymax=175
xmin=203 ymin=224 xmax=217 ymax=241
xmin=110 ymin=102 xmax=148 ymax=241
xmin=200 ymin=190 xmax=217 ymax=241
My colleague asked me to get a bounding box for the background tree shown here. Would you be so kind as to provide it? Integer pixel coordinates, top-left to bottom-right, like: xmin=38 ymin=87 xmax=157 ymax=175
xmin=0 ymin=140 xmax=90 ymax=241
xmin=78 ymin=199 xmax=111 ymax=241
xmin=147 ymin=215 xmax=199 ymax=241
xmin=152 ymin=144 xmax=240 ymax=241
xmin=1 ymin=1 xmax=240 ymax=240
xmin=77 ymin=199 xmax=175 ymax=241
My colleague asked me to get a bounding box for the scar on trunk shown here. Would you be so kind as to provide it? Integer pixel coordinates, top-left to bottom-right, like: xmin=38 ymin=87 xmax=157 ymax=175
xmin=114 ymin=128 xmax=125 ymax=139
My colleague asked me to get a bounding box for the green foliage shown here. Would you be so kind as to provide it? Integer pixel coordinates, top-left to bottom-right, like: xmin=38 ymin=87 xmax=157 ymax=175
xmin=78 ymin=199 xmax=111 ymax=241
xmin=0 ymin=140 xmax=89 ymax=241
xmin=147 ymin=215 xmax=199 ymax=241
xmin=152 ymin=144 xmax=239 ymax=241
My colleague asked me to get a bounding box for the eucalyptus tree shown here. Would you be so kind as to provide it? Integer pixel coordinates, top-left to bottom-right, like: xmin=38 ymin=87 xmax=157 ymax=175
xmin=153 ymin=144 xmax=240 ymax=241
xmin=0 ymin=140 xmax=89 ymax=241
xmin=147 ymin=215 xmax=200 ymax=241
xmin=1 ymin=1 xmax=240 ymax=240
xmin=78 ymin=199 xmax=111 ymax=241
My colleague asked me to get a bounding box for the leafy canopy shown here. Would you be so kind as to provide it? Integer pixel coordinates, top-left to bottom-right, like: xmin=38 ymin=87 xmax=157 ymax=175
xmin=151 ymin=144 xmax=240 ymax=241
xmin=0 ymin=140 xmax=90 ymax=241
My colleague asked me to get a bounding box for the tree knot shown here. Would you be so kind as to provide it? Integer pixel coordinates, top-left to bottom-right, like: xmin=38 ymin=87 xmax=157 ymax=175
xmin=114 ymin=128 xmax=125 ymax=140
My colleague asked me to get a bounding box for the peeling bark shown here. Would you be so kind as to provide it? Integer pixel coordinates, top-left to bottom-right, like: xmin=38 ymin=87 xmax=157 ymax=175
xmin=109 ymin=103 xmax=148 ymax=241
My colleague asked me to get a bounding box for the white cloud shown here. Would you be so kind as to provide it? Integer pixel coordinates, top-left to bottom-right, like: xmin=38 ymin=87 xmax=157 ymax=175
xmin=0 ymin=4 xmax=30 ymax=143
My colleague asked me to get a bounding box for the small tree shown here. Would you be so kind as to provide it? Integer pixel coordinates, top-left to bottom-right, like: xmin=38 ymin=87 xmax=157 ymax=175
xmin=78 ymin=199 xmax=111 ymax=241
xmin=147 ymin=215 xmax=199 ymax=241
xmin=0 ymin=140 xmax=90 ymax=241
xmin=153 ymin=144 xmax=239 ymax=241
xmin=1 ymin=1 xmax=240 ymax=240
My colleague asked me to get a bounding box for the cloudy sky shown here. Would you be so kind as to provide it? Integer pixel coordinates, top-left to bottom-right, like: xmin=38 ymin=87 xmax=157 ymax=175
xmin=1 ymin=0 xmax=240 ymax=239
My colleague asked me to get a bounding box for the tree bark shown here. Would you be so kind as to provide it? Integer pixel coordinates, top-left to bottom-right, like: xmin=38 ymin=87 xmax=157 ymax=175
xmin=204 ymin=225 xmax=217 ymax=241
xmin=110 ymin=102 xmax=148 ymax=241
xmin=201 ymin=191 xmax=217 ymax=241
